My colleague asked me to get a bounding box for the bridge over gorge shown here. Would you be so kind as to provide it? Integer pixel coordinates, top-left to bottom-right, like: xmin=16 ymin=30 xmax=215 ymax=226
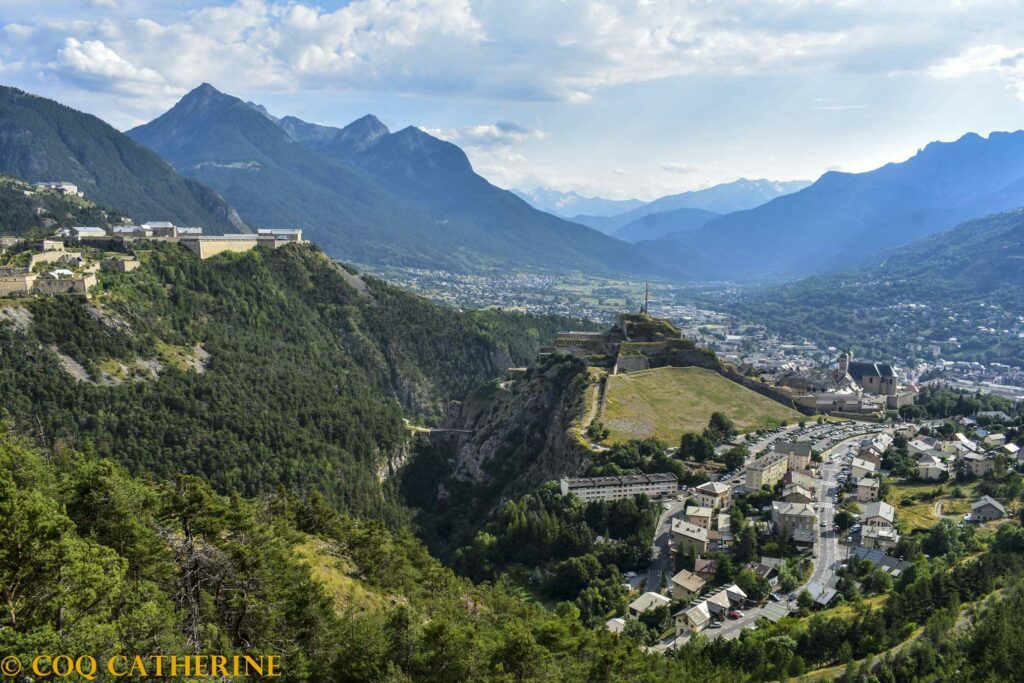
xmin=402 ymin=419 xmax=473 ymax=435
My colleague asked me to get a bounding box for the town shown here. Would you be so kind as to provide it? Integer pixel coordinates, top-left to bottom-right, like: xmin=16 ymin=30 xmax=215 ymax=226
xmin=536 ymin=311 xmax=1022 ymax=653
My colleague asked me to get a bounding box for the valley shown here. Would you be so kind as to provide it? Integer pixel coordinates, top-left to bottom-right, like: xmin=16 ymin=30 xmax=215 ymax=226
xmin=2 ymin=36 xmax=1024 ymax=681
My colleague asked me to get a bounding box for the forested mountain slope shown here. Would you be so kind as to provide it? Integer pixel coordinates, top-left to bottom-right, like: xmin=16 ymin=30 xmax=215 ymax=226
xmin=0 ymin=242 xmax=580 ymax=521
xmin=0 ymin=173 xmax=129 ymax=235
xmin=0 ymin=426 xmax=730 ymax=683
xmin=0 ymin=86 xmax=244 ymax=232
xmin=722 ymin=208 xmax=1024 ymax=364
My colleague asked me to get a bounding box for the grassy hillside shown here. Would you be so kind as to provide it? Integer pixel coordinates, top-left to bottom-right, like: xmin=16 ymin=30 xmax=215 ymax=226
xmin=603 ymin=366 xmax=802 ymax=443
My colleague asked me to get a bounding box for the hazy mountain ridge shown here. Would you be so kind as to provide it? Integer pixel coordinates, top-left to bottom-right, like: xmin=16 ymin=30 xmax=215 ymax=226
xmin=512 ymin=187 xmax=644 ymax=218
xmin=612 ymin=206 xmax=720 ymax=242
xmin=573 ymin=178 xmax=810 ymax=234
xmin=662 ymin=131 xmax=1024 ymax=281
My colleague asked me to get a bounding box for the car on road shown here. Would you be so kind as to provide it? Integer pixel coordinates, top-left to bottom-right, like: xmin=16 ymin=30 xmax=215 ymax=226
xmin=708 ymin=621 xmax=722 ymax=629
xmin=728 ymin=610 xmax=743 ymax=620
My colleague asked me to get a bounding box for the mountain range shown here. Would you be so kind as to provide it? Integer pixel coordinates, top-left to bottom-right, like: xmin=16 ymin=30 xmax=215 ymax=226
xmin=571 ymin=178 xmax=811 ymax=234
xmin=511 ymin=187 xmax=644 ymax=218
xmin=648 ymin=132 xmax=1024 ymax=281
xmin=0 ymin=86 xmax=244 ymax=232
xmin=127 ymin=84 xmax=662 ymax=276
xmin=611 ymin=207 xmax=720 ymax=243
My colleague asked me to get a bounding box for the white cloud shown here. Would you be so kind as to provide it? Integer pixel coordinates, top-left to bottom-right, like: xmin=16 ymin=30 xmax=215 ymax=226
xmin=659 ymin=162 xmax=699 ymax=174
xmin=429 ymin=121 xmax=546 ymax=147
xmin=56 ymin=37 xmax=171 ymax=97
xmin=8 ymin=0 xmax=1024 ymax=121
xmin=929 ymin=43 xmax=1024 ymax=100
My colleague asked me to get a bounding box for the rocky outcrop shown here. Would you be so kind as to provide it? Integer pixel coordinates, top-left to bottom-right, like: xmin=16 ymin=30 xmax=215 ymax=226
xmin=429 ymin=353 xmax=592 ymax=504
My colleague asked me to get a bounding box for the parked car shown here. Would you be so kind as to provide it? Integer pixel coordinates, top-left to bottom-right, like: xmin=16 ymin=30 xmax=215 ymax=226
xmin=728 ymin=610 xmax=743 ymax=620
xmin=708 ymin=621 xmax=722 ymax=629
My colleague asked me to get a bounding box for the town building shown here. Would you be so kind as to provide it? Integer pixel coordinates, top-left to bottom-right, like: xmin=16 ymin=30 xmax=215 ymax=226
xmin=855 ymin=477 xmax=880 ymax=502
xmin=860 ymin=526 xmax=900 ymax=551
xmin=670 ymin=569 xmax=707 ymax=599
xmin=771 ymin=500 xmax=819 ymax=542
xmin=782 ymin=483 xmax=814 ymax=504
xmin=693 ymin=558 xmax=718 ymax=582
xmin=746 ymin=451 xmax=789 ymax=490
xmin=970 ymin=496 xmax=1006 ymax=522
xmin=685 ymin=506 xmax=714 ymax=530
xmin=559 ymin=473 xmax=677 ymax=502
xmin=627 ymin=592 xmax=671 ymax=619
xmin=775 ymin=440 xmax=813 ymax=471
xmin=862 ymin=501 xmax=895 ymax=529
xmin=693 ymin=481 xmax=732 ymax=511
xmin=671 ymin=519 xmax=709 ymax=555
xmin=851 ymin=457 xmax=878 ymax=480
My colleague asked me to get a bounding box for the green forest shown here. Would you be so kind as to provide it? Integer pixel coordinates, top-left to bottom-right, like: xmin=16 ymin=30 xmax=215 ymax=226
xmin=0 ymin=242 xmax=579 ymax=523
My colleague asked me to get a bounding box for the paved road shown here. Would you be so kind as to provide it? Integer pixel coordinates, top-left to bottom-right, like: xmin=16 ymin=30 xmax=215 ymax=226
xmin=805 ymin=456 xmax=845 ymax=591
xmin=644 ymin=499 xmax=687 ymax=590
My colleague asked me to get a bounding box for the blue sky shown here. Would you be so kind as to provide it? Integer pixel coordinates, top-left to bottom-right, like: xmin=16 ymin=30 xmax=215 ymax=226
xmin=3 ymin=0 xmax=1024 ymax=199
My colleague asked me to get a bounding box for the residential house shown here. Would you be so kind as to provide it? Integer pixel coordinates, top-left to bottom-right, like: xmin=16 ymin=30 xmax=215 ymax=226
xmin=783 ymin=483 xmax=815 ymax=504
xmin=961 ymin=452 xmax=994 ymax=478
xmin=970 ymin=496 xmax=1006 ymax=522
xmin=670 ymin=570 xmax=707 ymax=599
xmin=855 ymin=477 xmax=880 ymax=502
xmin=916 ymin=454 xmax=948 ymax=481
xmin=674 ymin=601 xmax=711 ymax=636
xmin=984 ymin=433 xmax=1007 ymax=447
xmin=685 ymin=506 xmax=714 ymax=530
xmin=1002 ymin=443 xmax=1021 ymax=458
xmin=775 ymin=441 xmax=813 ymax=471
xmin=605 ymin=617 xmax=626 ymax=633
xmin=862 ymin=501 xmax=895 ymax=529
xmin=804 ymin=581 xmax=839 ymax=608
xmin=860 ymin=526 xmax=900 ymax=551
xmin=694 ymin=558 xmax=718 ymax=583
xmin=671 ymin=519 xmax=709 ymax=555
xmin=627 ymin=592 xmax=671 ymax=619
xmin=693 ymin=481 xmax=732 ymax=511
xmin=851 ymin=457 xmax=878 ymax=480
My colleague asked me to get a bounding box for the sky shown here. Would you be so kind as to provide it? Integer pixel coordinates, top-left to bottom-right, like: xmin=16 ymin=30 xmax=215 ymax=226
xmin=3 ymin=1 xmax=1024 ymax=200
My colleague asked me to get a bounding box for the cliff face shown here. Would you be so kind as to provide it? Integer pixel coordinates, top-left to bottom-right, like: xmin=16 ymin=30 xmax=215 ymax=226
xmin=405 ymin=353 xmax=593 ymax=554
xmin=445 ymin=354 xmax=589 ymax=489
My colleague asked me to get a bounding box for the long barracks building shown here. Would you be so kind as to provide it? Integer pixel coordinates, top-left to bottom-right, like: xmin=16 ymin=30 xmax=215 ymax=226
xmin=559 ymin=473 xmax=678 ymax=502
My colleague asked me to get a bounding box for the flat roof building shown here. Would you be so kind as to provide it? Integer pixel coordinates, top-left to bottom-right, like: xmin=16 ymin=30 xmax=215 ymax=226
xmin=559 ymin=473 xmax=677 ymax=502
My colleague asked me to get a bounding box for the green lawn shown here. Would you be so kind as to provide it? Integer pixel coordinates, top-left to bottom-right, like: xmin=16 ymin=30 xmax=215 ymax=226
xmin=887 ymin=480 xmax=980 ymax=532
xmin=602 ymin=366 xmax=803 ymax=444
